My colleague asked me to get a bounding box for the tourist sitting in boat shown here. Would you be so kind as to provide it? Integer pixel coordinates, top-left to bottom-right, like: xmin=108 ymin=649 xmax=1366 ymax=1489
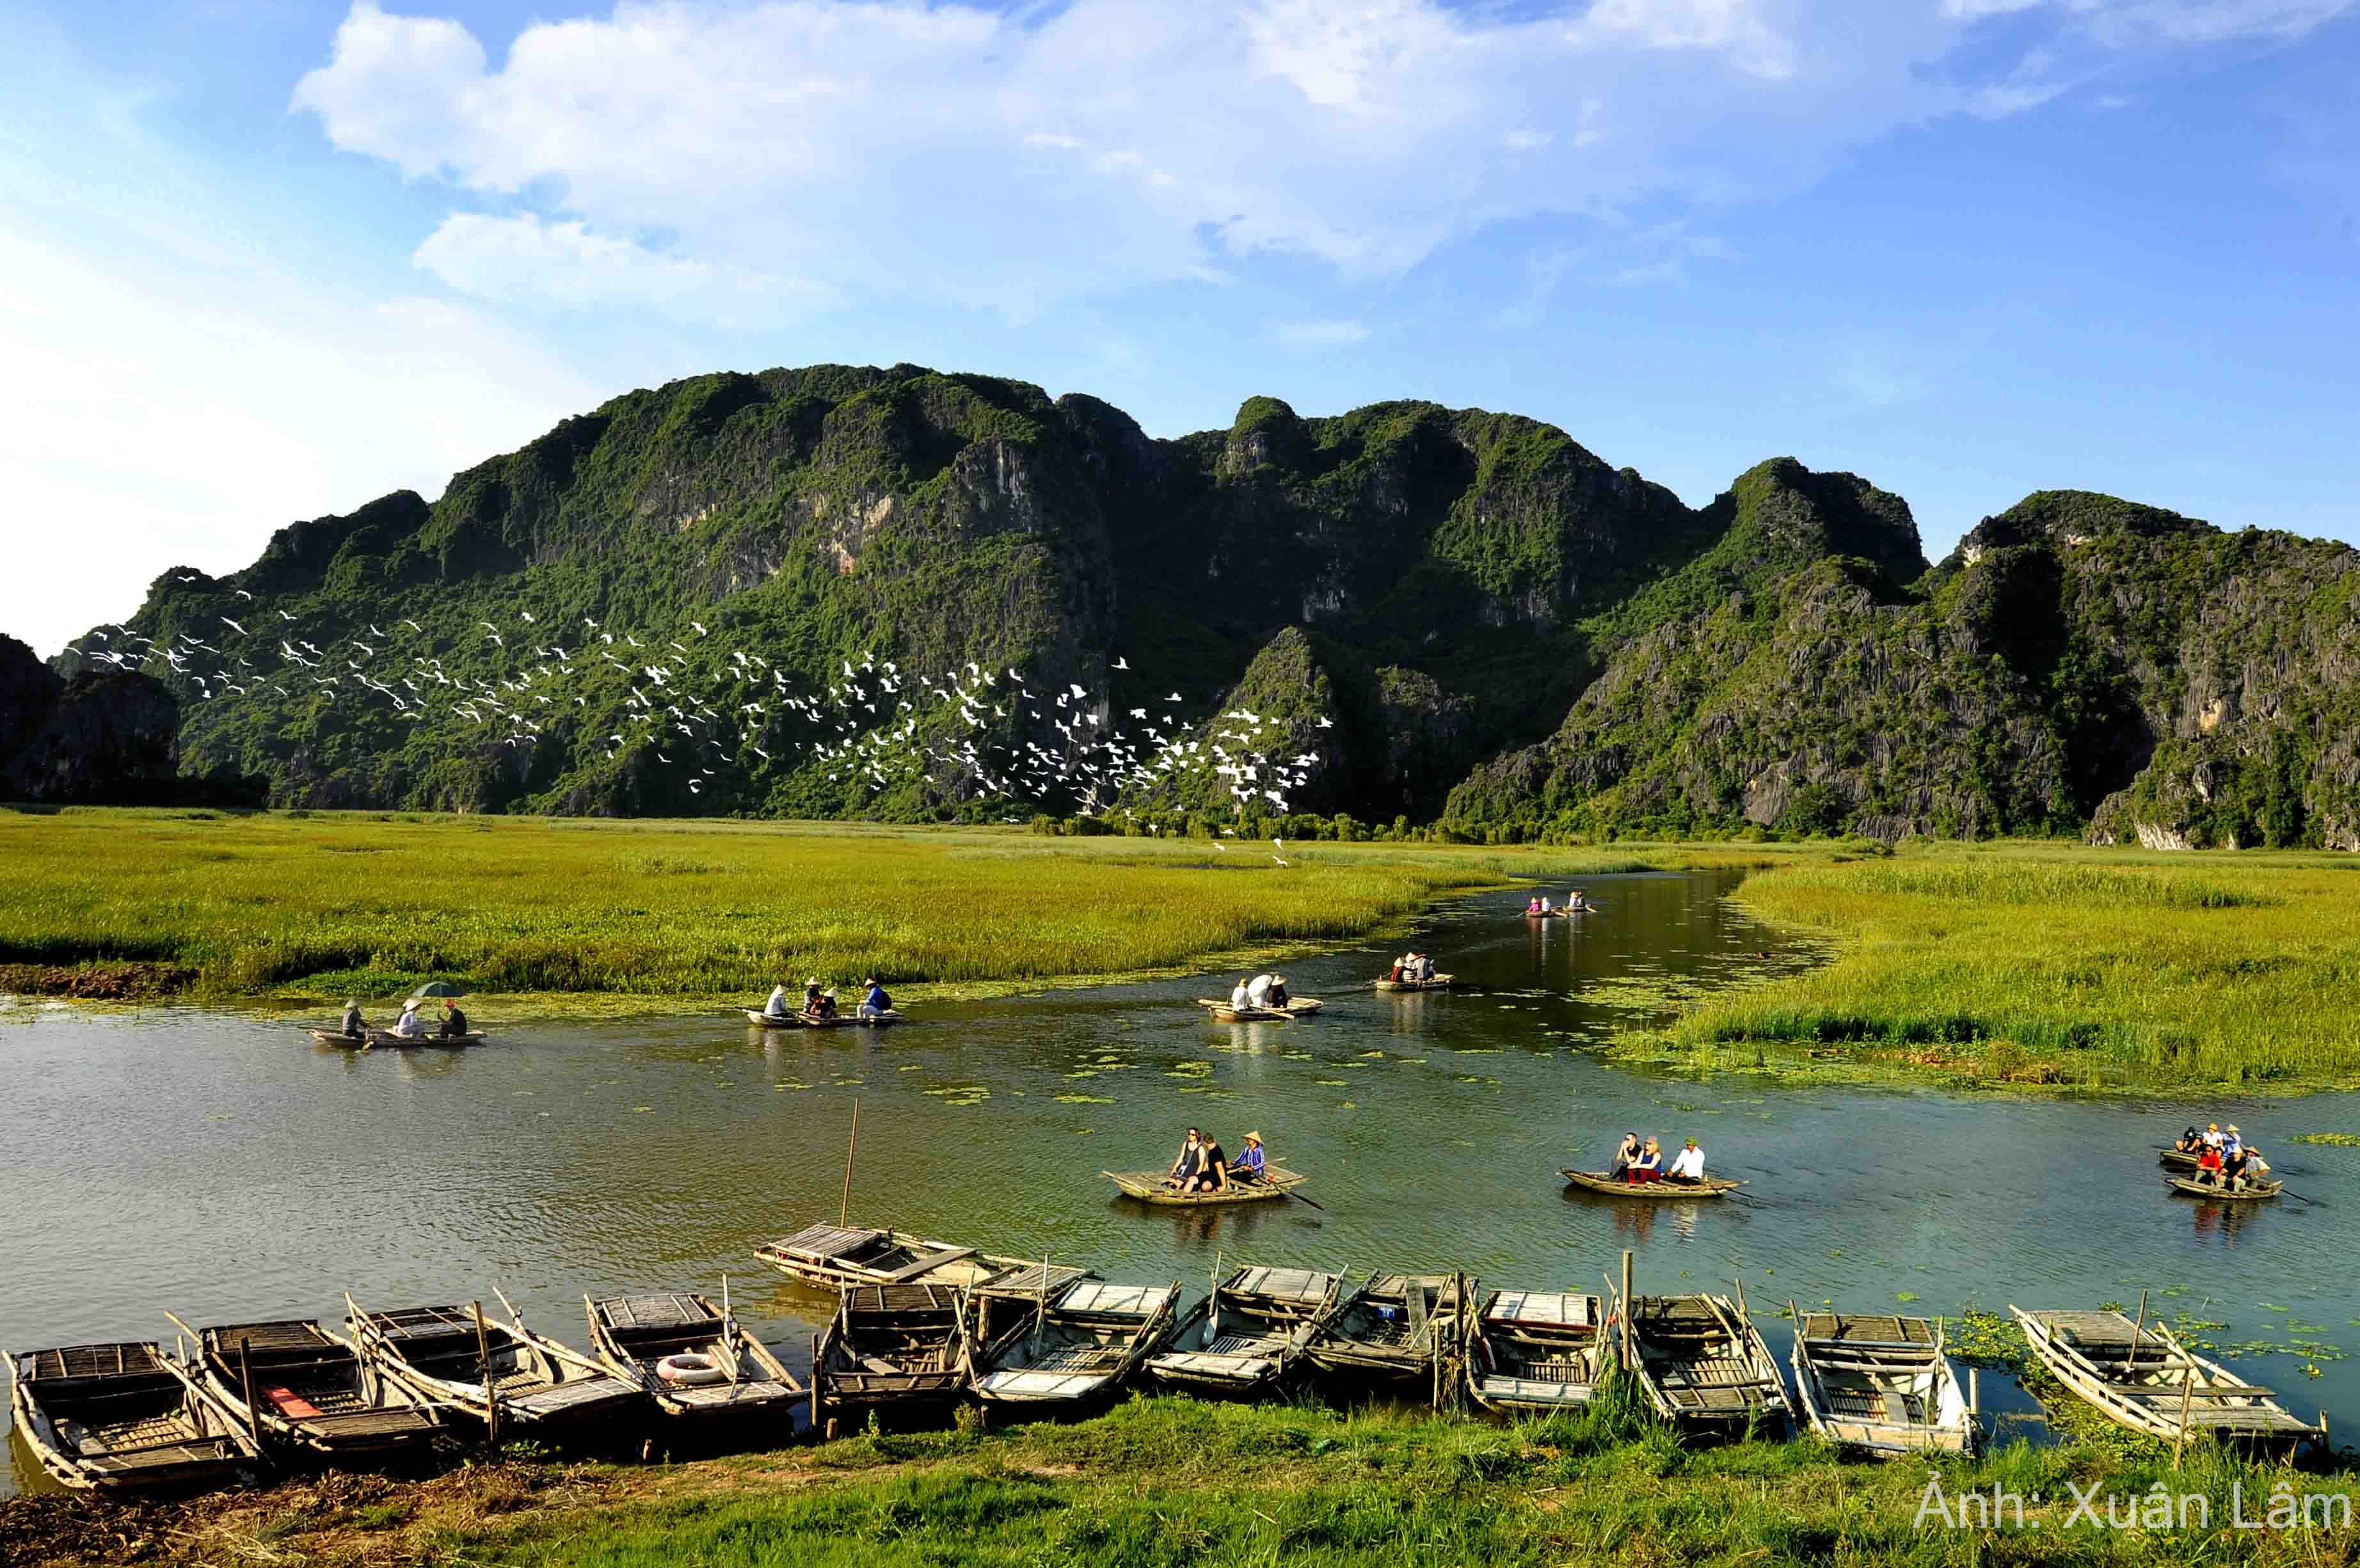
xmin=1387 ymin=957 xmax=1406 ymax=983
xmin=1527 ymin=896 xmax=1546 ymax=915
xmin=1266 ymin=975 xmax=1290 ymax=1008
xmin=815 ymin=989 xmax=841 ymax=1020
xmin=1229 ymin=977 xmax=1252 ymax=1010
xmin=1230 ymin=1131 xmax=1266 ymax=1184
xmin=2174 ymin=1125 xmax=2203 ymax=1154
xmin=1195 ymin=1133 xmax=1229 ymax=1192
xmin=1665 ymin=1139 xmax=1706 ymax=1184
xmin=2240 ymin=1147 xmax=2273 ymax=1191
xmin=2202 ymin=1122 xmax=2224 ymax=1151
xmin=1245 ymin=974 xmax=1276 ymax=1009
xmin=2196 ymin=1143 xmax=2226 ymax=1185
xmin=763 ymin=982 xmax=793 ymax=1019
xmin=339 ymin=998 xmax=367 ymax=1040
xmin=802 ymin=978 xmax=824 ymax=1014
xmin=438 ymin=999 xmax=469 ymax=1038
xmin=1624 ymin=1138 xmax=1664 ymax=1184
xmin=392 ymin=1001 xmax=427 ymax=1039
xmin=1416 ymin=953 xmax=1436 ymax=982
xmin=1165 ymin=1128 xmax=1206 ymax=1190
xmin=859 ymin=976 xmax=892 ymax=1019
xmin=2222 ymin=1143 xmax=2249 ymax=1188
xmin=2223 ymin=1124 xmax=2244 ymax=1159
xmin=1607 ymin=1131 xmax=1641 ymax=1180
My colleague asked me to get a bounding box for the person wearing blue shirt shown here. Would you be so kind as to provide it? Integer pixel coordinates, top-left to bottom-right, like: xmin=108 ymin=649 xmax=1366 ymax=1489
xmin=1231 ymin=1132 xmax=1268 ymax=1184
xmin=860 ymin=976 xmax=892 ymax=1019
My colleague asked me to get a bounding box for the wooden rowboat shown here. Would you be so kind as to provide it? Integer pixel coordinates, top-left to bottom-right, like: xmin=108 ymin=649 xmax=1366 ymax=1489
xmin=743 ymin=1010 xmax=900 ymax=1029
xmin=1560 ymin=1169 xmax=1744 ymax=1199
xmin=2013 ymin=1306 xmax=2322 ymax=1453
xmin=755 ymin=1221 xmax=1045 ymax=1292
xmin=309 ymin=1029 xmax=486 ymax=1049
xmin=1789 ymin=1310 xmax=1973 ymax=1455
xmin=2166 ymin=1176 xmax=2283 ymax=1201
xmin=966 ymin=1281 xmax=1182 ymax=1411
xmin=812 ymin=1284 xmax=969 ymax=1434
xmin=1104 ymin=1165 xmax=1307 ymax=1206
xmin=1373 ymin=974 xmax=1453 ymax=992
xmin=1463 ymin=1290 xmax=1610 ymax=1414
xmin=585 ymin=1291 xmax=802 ymax=1427
xmin=171 ymin=1317 xmax=442 ymax=1461
xmin=1302 ymin=1272 xmax=1474 ymax=1388
xmin=8 ymin=1342 xmax=262 ymax=1493
xmin=2157 ymin=1146 xmax=2205 ymax=1171
xmin=1142 ymin=1267 xmax=1342 ymax=1398
xmin=346 ymin=1295 xmax=648 ymax=1437
xmin=1627 ymin=1294 xmax=1790 ymax=1439
xmin=1196 ymin=997 xmax=1323 ymax=1022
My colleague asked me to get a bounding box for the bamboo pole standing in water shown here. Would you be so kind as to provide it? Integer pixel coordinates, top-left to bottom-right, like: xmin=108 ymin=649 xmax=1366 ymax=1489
xmin=840 ymin=1100 xmax=860 ymax=1229
xmin=473 ymin=1301 xmax=500 ymax=1446
xmin=1620 ymin=1251 xmax=1634 ymax=1368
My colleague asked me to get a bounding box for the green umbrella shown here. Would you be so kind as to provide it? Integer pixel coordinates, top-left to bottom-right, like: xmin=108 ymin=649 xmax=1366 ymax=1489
xmin=410 ymin=980 xmax=470 ymax=999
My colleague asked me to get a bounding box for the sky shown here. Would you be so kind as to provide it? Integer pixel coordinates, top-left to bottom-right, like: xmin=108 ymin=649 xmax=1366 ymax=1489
xmin=3 ymin=0 xmax=2355 ymax=656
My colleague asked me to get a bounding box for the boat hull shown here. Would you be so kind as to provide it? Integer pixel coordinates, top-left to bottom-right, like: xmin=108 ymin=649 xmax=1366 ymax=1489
xmin=1560 ymin=1169 xmax=1741 ymax=1199
xmin=1103 ymin=1168 xmax=1304 ymax=1206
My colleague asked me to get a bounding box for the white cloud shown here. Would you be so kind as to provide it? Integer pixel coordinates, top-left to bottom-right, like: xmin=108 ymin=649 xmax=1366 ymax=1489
xmin=289 ymin=0 xmax=2347 ymax=327
xmin=413 ymin=212 xmax=832 ymax=326
xmin=0 ymin=224 xmax=597 ymax=656
xmin=1272 ymin=318 xmax=1371 ymax=350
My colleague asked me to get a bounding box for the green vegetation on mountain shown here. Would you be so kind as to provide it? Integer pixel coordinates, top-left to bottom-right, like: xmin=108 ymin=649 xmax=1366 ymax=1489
xmin=42 ymin=364 xmax=2360 ymax=848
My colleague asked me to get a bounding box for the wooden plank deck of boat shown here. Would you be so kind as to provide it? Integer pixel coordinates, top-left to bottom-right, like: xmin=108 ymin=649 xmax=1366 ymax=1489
xmin=1799 ymin=1313 xmax=1934 ymax=1349
xmin=975 ymin=1262 xmax=1094 ymax=1300
xmin=1231 ymin=1267 xmax=1334 ymax=1305
xmin=1488 ymin=1291 xmax=1597 ymax=1327
xmin=2018 ymin=1309 xmax=2322 ymax=1437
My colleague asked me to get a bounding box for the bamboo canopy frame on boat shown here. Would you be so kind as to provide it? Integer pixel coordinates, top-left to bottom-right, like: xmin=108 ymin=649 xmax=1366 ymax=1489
xmin=8 ymin=1341 xmax=264 ymax=1493
xmin=965 ymin=1280 xmax=1184 ymax=1413
xmin=2013 ymin=1306 xmax=2325 ymax=1454
xmin=1787 ymin=1309 xmax=1974 ymax=1456
xmin=1143 ymin=1265 xmax=1344 ymax=1398
xmin=1300 ymin=1272 xmax=1475 ymax=1393
xmin=344 ymin=1293 xmax=648 ymax=1437
xmin=811 ymin=1283 xmax=971 ymax=1437
xmin=1462 ymin=1290 xmax=1611 ymax=1414
xmin=163 ymin=1315 xmax=442 ymax=1461
xmin=583 ymin=1287 xmax=803 ymax=1427
xmin=1624 ymin=1290 xmax=1791 ymax=1439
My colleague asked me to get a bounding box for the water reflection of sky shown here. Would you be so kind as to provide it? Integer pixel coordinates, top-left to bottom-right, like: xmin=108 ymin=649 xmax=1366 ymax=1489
xmin=6 ymin=872 xmax=2355 ymax=1491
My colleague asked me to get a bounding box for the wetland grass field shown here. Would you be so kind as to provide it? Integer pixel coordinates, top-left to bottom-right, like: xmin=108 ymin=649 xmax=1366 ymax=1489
xmin=6 ymin=806 xmax=2360 ymax=1095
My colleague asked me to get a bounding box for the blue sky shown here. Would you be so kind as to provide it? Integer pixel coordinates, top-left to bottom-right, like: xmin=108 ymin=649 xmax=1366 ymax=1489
xmin=4 ymin=0 xmax=2354 ymax=654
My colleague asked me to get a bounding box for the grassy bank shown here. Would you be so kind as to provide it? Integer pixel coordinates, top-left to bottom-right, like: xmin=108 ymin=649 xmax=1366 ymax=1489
xmin=0 ymin=808 xmax=1664 ymax=1011
xmin=1616 ymin=841 xmax=2360 ymax=1095
xmin=9 ymin=1395 xmax=2356 ymax=1567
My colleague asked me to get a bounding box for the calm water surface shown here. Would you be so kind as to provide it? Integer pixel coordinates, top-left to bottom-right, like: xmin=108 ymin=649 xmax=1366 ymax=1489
xmin=8 ymin=872 xmax=2357 ymax=1493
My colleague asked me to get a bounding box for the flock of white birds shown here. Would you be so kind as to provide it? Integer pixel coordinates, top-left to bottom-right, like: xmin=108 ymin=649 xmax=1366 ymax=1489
xmin=66 ymin=592 xmax=1331 ymax=835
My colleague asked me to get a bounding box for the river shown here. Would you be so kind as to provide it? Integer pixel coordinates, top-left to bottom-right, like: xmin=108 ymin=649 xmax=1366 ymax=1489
xmin=7 ymin=871 xmax=2354 ymax=1492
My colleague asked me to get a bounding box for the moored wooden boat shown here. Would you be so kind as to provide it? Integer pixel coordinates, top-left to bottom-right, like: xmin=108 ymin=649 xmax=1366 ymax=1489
xmin=585 ymin=1290 xmax=802 ymax=1427
xmin=812 ymin=1285 xmax=969 ymax=1434
xmin=755 ymin=1221 xmax=1035 ymax=1290
xmin=309 ymin=1028 xmax=486 ymax=1049
xmin=1627 ymin=1294 xmax=1790 ymax=1438
xmin=346 ymin=1295 xmax=648 ymax=1437
xmin=1103 ymin=1164 xmax=1307 ymax=1207
xmin=2157 ymin=1146 xmax=2205 ymax=1171
xmin=1560 ymin=1169 xmax=1744 ymax=1200
xmin=1789 ymin=1311 xmax=1973 ymax=1455
xmin=2013 ymin=1307 xmax=2324 ymax=1453
xmin=1373 ymin=974 xmax=1454 ymax=992
xmin=1302 ymin=1272 xmax=1474 ymax=1389
xmin=171 ymin=1317 xmax=441 ymax=1461
xmin=1463 ymin=1291 xmax=1610 ymax=1413
xmin=2166 ymin=1176 xmax=2283 ymax=1201
xmin=966 ymin=1282 xmax=1182 ymax=1411
xmin=1196 ymin=997 xmax=1323 ymax=1022
xmin=8 ymin=1342 xmax=262 ymax=1493
xmin=743 ymin=1009 xmax=900 ymax=1029
xmin=1142 ymin=1267 xmax=1342 ymax=1398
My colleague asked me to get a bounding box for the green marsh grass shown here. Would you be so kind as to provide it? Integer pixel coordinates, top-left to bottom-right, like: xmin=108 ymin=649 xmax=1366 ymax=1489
xmin=1631 ymin=841 xmax=2360 ymax=1093
xmin=0 ymin=809 xmax=1655 ymax=1009
xmin=115 ymin=1396 xmax=2359 ymax=1568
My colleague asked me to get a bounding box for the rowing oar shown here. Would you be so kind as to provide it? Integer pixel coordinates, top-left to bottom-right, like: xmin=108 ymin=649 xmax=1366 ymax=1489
xmin=1285 ymin=1185 xmax=1327 ymax=1212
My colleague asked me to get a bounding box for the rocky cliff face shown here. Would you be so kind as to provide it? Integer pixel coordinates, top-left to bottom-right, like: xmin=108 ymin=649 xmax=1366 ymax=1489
xmin=53 ymin=364 xmax=2360 ymax=844
xmin=0 ymin=636 xmax=188 ymax=804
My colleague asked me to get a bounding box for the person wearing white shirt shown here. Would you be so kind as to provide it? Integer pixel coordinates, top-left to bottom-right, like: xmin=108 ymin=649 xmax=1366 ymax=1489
xmin=1229 ymin=978 xmax=1252 ymax=1010
xmin=1245 ymin=974 xmax=1275 ymax=1008
xmin=1666 ymin=1139 xmax=1706 ymax=1184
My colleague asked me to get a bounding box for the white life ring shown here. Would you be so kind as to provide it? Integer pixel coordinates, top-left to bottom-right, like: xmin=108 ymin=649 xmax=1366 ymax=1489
xmin=655 ymin=1353 xmax=726 ymax=1386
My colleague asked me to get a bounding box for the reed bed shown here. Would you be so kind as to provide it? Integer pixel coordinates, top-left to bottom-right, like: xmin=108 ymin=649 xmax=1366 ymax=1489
xmin=0 ymin=809 xmax=1650 ymax=1004
xmin=1648 ymin=843 xmax=2360 ymax=1093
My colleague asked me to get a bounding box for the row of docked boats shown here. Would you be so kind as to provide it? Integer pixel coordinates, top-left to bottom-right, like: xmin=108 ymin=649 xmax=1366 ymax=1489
xmin=17 ymin=1231 xmax=2325 ymax=1496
